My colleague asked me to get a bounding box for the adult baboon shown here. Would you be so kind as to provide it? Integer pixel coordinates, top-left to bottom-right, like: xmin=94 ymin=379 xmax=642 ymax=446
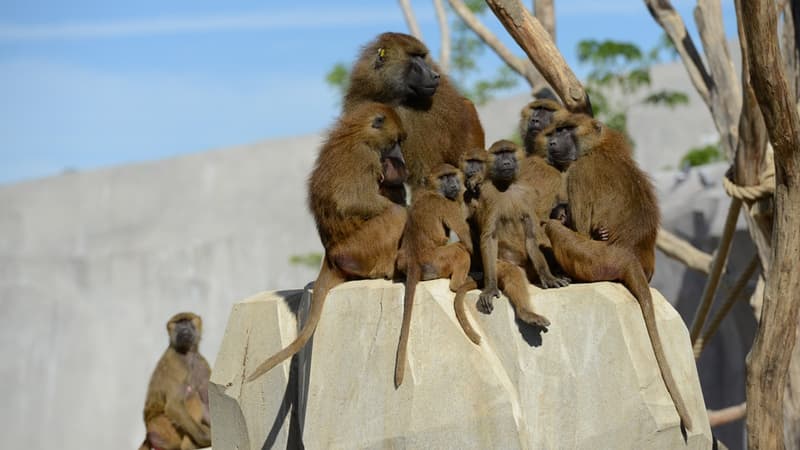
xmin=139 ymin=312 xmax=211 ymax=450
xmin=542 ymin=113 xmax=692 ymax=430
xmin=344 ymin=32 xmax=484 ymax=189
xmin=247 ymin=103 xmax=408 ymax=382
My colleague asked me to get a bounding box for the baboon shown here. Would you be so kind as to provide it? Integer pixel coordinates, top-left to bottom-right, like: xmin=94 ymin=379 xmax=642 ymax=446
xmin=519 ymin=99 xmax=571 ymax=251
xmin=394 ymin=164 xmax=479 ymax=387
xmin=475 ymin=140 xmax=568 ymax=328
xmin=139 ymin=312 xmax=211 ymax=450
xmin=344 ymin=32 xmax=484 ymax=188
xmin=247 ymin=103 xmax=408 ymax=382
xmin=541 ymin=113 xmax=692 ymax=430
xmin=460 ymin=147 xmax=490 ymax=272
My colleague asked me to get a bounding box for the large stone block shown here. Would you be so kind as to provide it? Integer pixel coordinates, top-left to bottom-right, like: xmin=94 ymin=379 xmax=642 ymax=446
xmin=210 ymin=280 xmax=714 ymax=449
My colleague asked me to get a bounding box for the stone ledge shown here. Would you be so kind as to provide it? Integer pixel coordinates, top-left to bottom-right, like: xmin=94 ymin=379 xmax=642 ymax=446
xmin=209 ymin=280 xmax=714 ymax=449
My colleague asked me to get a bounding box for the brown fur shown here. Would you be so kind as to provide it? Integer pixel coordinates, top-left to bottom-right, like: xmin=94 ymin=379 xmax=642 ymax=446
xmin=541 ymin=114 xmax=692 ymax=430
xmin=344 ymin=32 xmax=484 ymax=187
xmin=475 ymin=140 xmax=568 ymax=329
xmin=246 ymin=103 xmax=408 ymax=382
xmin=394 ymin=164 xmax=479 ymax=387
xmin=139 ymin=312 xmax=211 ymax=450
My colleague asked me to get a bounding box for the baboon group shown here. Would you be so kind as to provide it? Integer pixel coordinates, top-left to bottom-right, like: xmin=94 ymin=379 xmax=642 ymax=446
xmin=139 ymin=31 xmax=692 ymax=449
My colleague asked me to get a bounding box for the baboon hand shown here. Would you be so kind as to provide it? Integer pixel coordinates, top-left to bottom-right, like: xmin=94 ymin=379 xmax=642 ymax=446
xmin=540 ymin=273 xmax=570 ymax=289
xmin=477 ymin=286 xmax=500 ymax=315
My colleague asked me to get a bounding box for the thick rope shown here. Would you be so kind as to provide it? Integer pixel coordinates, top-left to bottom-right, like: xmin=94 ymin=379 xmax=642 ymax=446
xmin=693 ymin=254 xmax=760 ymax=359
xmin=688 ymin=147 xmax=774 ymax=345
xmin=722 ymin=145 xmax=776 ymax=202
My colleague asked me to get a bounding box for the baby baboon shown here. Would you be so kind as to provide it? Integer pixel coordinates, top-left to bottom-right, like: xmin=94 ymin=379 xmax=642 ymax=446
xmin=542 ymin=113 xmax=692 ymax=430
xmin=139 ymin=312 xmax=211 ymax=450
xmin=394 ymin=164 xmax=478 ymax=387
xmin=246 ymin=103 xmax=408 ymax=382
xmin=344 ymin=32 xmax=484 ymax=187
xmin=476 ymin=140 xmax=568 ymax=329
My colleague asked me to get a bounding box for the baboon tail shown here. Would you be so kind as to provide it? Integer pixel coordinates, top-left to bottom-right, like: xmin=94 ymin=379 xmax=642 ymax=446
xmin=246 ymin=262 xmax=343 ymax=382
xmin=454 ymin=278 xmax=481 ymax=345
xmin=395 ymin=263 xmax=420 ymax=388
xmin=625 ymin=264 xmax=693 ymax=431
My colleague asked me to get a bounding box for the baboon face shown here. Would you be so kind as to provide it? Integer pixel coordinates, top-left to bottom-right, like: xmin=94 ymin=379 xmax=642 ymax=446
xmin=403 ymin=53 xmax=440 ymax=97
xmin=439 ymin=172 xmax=461 ymax=200
xmin=167 ymin=313 xmax=201 ymax=354
xmin=462 ymin=159 xmax=485 ymax=191
xmin=546 ymin=125 xmax=579 ymax=170
xmin=172 ymin=319 xmax=197 ymax=353
xmin=490 ymin=147 xmax=519 ymax=182
xmin=525 ymin=107 xmax=556 ymax=142
xmin=371 ymin=33 xmax=440 ymax=100
xmin=549 ymin=203 xmax=570 ymax=226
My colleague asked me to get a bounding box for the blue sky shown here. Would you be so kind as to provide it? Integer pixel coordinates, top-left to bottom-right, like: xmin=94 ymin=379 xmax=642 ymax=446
xmin=0 ymin=1 xmax=737 ymax=184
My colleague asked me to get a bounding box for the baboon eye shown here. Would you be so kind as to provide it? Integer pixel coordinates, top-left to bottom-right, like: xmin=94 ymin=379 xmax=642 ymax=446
xmin=372 ymin=115 xmax=385 ymax=129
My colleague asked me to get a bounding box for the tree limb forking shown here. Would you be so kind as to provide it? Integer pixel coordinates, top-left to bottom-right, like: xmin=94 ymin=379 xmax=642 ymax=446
xmin=485 ymin=0 xmax=591 ymax=114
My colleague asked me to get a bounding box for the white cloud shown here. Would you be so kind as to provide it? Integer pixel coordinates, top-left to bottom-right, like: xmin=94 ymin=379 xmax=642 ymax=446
xmin=0 ymin=8 xmax=434 ymax=41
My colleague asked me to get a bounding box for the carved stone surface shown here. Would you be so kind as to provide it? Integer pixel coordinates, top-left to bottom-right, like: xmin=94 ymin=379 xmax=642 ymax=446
xmin=210 ymin=280 xmax=715 ymax=449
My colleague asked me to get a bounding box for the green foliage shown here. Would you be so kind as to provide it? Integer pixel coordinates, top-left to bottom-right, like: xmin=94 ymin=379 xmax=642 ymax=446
xmin=289 ymin=252 xmax=323 ymax=269
xmin=325 ymin=62 xmax=350 ymax=98
xmin=680 ymin=144 xmax=724 ymax=168
xmin=577 ymin=35 xmax=688 ymax=148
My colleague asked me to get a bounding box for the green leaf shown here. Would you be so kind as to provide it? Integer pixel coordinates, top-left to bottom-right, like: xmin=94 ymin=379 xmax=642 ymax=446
xmin=680 ymin=144 xmax=724 ymax=167
xmin=325 ymin=63 xmax=350 ymax=96
xmin=643 ymin=90 xmax=690 ymax=108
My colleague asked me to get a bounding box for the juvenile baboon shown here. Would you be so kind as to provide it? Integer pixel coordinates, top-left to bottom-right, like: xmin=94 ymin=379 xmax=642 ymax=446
xmin=476 ymin=140 xmax=568 ymax=328
xmin=344 ymin=32 xmax=484 ymax=187
xmin=247 ymin=103 xmax=408 ymax=382
xmin=139 ymin=312 xmax=211 ymax=450
xmin=460 ymin=147 xmax=490 ymax=272
xmin=394 ymin=164 xmax=479 ymax=387
xmin=542 ymin=114 xmax=692 ymax=430
xmin=550 ymin=203 xmax=610 ymax=242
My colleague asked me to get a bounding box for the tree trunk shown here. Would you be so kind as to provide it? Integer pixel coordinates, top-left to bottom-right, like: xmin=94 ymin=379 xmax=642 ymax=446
xmin=434 ymin=0 xmax=450 ymax=72
xmin=740 ymin=0 xmax=800 ymax=448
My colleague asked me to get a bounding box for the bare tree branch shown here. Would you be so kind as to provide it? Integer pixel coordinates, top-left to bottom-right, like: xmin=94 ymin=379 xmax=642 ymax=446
xmin=644 ymin=0 xmax=713 ymax=105
xmin=398 ymin=0 xmax=424 ymax=41
xmin=447 ymin=0 xmax=539 ymax=86
xmin=708 ymin=402 xmax=747 ymax=427
xmin=694 ymin=0 xmax=742 ymax=160
xmin=485 ymin=0 xmax=591 ymax=114
xmin=433 ymin=0 xmax=450 ymax=72
xmin=533 ymin=0 xmax=555 ymax=42
xmin=655 ymin=229 xmax=712 ymax=274
xmin=740 ymin=0 xmax=800 ymax=446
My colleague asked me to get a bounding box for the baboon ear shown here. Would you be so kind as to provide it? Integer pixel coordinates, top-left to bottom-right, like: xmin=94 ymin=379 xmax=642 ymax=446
xmin=592 ymin=119 xmax=603 ymax=132
xmin=371 ymin=114 xmax=385 ymax=129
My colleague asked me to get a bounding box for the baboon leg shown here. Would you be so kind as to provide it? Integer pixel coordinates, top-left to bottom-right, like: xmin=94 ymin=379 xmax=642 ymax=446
xmin=523 ymin=214 xmax=569 ymax=288
xmin=453 ymin=277 xmax=481 ymax=345
xmin=330 ymin=204 xmax=407 ymax=279
xmin=496 ymin=260 xmax=550 ymax=328
xmin=146 ymin=416 xmax=183 ymax=450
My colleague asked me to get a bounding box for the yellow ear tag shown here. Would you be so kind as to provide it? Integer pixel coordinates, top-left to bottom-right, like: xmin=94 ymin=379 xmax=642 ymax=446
xmin=378 ymin=48 xmax=386 ymax=59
